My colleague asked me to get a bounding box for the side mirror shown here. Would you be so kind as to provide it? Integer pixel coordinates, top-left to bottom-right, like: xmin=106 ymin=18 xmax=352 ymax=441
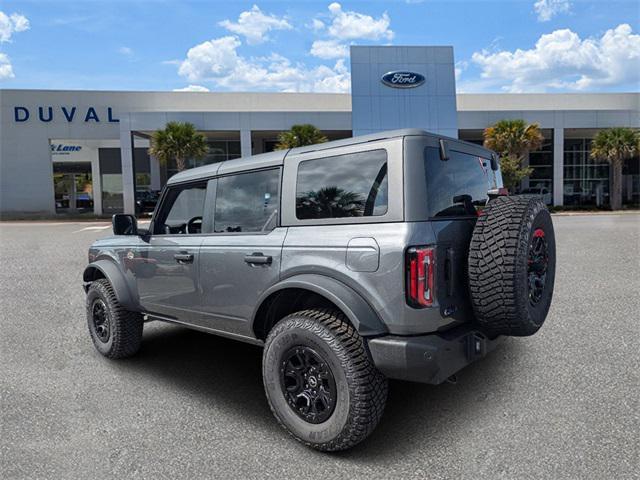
xmin=112 ymin=214 xmax=138 ymax=235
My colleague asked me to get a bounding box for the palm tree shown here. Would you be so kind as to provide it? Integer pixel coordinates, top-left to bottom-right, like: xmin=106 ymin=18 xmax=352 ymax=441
xmin=275 ymin=124 xmax=328 ymax=150
xmin=148 ymin=121 xmax=209 ymax=172
xmin=590 ymin=128 xmax=640 ymax=210
xmin=483 ymin=119 xmax=544 ymax=191
xmin=297 ymin=187 xmax=364 ymax=219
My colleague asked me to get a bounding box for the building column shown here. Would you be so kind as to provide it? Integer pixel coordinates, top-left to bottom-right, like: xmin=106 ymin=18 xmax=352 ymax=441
xmin=150 ymin=155 xmax=161 ymax=190
xmin=120 ymin=128 xmax=136 ymax=215
xmin=553 ymin=128 xmax=564 ymax=207
xmin=240 ymin=129 xmax=252 ymax=157
xmin=91 ymin=148 xmax=103 ymax=215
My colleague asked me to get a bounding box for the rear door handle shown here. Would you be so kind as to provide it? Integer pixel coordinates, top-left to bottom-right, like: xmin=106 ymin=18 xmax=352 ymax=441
xmin=174 ymin=253 xmax=194 ymax=264
xmin=244 ymin=252 xmax=272 ymax=265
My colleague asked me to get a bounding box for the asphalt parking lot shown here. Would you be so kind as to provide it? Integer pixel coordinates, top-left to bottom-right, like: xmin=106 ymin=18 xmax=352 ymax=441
xmin=1 ymin=214 xmax=638 ymax=479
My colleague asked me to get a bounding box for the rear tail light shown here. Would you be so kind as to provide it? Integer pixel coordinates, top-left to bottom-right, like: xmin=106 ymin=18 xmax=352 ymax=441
xmin=406 ymin=246 xmax=435 ymax=308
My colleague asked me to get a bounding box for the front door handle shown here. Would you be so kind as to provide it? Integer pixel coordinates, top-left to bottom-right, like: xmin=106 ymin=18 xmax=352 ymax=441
xmin=174 ymin=253 xmax=194 ymax=264
xmin=244 ymin=252 xmax=272 ymax=265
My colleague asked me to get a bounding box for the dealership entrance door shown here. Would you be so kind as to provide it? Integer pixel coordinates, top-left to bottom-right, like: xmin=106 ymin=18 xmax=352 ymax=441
xmin=53 ymin=162 xmax=94 ymax=213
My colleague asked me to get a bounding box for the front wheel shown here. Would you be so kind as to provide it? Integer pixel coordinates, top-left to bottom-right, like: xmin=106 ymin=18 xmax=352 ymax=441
xmin=86 ymin=279 xmax=143 ymax=358
xmin=262 ymin=309 xmax=388 ymax=451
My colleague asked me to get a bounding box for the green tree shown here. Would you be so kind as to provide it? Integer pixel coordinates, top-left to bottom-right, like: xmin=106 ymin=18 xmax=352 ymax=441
xmin=148 ymin=121 xmax=208 ymax=172
xmin=275 ymin=124 xmax=328 ymax=150
xmin=296 ymin=187 xmax=364 ymax=219
xmin=483 ymin=119 xmax=544 ymax=191
xmin=590 ymin=127 xmax=640 ymax=210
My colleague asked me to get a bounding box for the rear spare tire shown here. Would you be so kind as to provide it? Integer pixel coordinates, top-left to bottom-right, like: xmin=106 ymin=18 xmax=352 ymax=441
xmin=468 ymin=195 xmax=556 ymax=337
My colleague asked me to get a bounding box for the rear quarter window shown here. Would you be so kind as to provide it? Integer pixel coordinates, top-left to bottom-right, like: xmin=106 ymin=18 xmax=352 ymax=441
xmin=425 ymin=147 xmax=492 ymax=217
xmin=295 ymin=149 xmax=388 ymax=220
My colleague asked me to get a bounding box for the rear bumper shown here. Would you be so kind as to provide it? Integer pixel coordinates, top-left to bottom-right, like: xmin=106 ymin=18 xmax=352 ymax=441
xmin=367 ymin=325 xmax=503 ymax=384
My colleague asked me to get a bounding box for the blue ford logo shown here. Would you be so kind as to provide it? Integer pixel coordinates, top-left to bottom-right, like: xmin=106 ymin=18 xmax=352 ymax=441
xmin=381 ymin=71 xmax=425 ymax=88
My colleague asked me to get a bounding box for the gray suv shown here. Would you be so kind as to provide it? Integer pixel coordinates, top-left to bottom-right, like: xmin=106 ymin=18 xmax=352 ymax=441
xmin=84 ymin=129 xmax=556 ymax=451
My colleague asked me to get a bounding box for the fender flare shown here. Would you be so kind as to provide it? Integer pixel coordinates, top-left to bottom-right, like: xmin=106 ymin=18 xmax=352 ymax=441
xmin=252 ymin=274 xmax=388 ymax=337
xmin=83 ymin=259 xmax=141 ymax=311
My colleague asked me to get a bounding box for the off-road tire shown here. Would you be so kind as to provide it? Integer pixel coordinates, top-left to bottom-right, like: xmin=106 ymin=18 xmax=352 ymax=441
xmin=86 ymin=278 xmax=143 ymax=358
xmin=262 ymin=309 xmax=388 ymax=451
xmin=468 ymin=195 xmax=556 ymax=337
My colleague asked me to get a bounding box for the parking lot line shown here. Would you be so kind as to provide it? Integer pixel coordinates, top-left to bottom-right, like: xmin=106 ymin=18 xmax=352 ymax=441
xmin=72 ymin=226 xmax=112 ymax=233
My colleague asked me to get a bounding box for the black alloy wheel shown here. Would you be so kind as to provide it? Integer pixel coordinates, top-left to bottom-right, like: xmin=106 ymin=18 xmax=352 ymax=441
xmin=280 ymin=346 xmax=337 ymax=424
xmin=528 ymin=228 xmax=549 ymax=306
xmin=91 ymin=298 xmax=111 ymax=343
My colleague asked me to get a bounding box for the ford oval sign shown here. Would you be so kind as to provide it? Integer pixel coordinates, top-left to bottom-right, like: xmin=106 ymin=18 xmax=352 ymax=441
xmin=381 ymin=71 xmax=425 ymax=89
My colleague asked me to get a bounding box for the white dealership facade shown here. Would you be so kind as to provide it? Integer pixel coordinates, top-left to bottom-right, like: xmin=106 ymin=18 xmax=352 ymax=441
xmin=1 ymin=46 xmax=638 ymax=216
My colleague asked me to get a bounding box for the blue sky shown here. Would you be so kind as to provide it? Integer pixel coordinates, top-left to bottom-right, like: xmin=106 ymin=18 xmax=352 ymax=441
xmin=1 ymin=0 xmax=638 ymax=93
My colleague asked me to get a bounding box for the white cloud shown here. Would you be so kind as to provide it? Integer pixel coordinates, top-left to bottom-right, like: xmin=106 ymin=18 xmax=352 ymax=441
xmin=310 ymin=39 xmax=348 ymax=59
xmin=0 ymin=52 xmax=14 ymax=80
xmin=309 ymin=18 xmax=325 ymax=32
xmin=471 ymin=24 xmax=640 ymax=92
xmin=178 ymin=36 xmax=243 ymax=81
xmin=0 ymin=11 xmax=30 ymax=43
xmin=177 ymin=35 xmax=350 ymax=92
xmin=173 ymin=85 xmax=210 ymax=92
xmin=308 ymin=3 xmax=393 ymax=59
xmin=219 ymin=5 xmax=291 ymax=45
xmin=118 ymin=46 xmax=133 ymax=56
xmin=454 ymin=60 xmax=468 ymax=81
xmin=325 ymin=3 xmax=393 ymax=41
xmin=533 ymin=0 xmax=570 ymax=22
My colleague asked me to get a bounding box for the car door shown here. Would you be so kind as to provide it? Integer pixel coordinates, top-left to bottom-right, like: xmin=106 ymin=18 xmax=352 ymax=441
xmin=132 ymin=180 xmax=211 ymax=323
xmin=198 ymin=167 xmax=285 ymax=337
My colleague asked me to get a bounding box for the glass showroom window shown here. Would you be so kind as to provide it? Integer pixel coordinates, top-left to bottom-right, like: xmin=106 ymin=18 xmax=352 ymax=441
xmin=165 ymin=140 xmax=241 ymax=178
xmin=100 ymin=148 xmax=124 ymax=213
xmin=622 ymin=154 xmax=639 ymax=207
xmin=563 ymin=138 xmax=610 ymax=207
xmin=527 ymin=132 xmax=554 ymax=202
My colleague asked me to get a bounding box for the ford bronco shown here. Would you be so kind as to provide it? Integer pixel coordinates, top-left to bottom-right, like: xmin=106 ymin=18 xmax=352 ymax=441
xmin=83 ymin=129 xmax=556 ymax=451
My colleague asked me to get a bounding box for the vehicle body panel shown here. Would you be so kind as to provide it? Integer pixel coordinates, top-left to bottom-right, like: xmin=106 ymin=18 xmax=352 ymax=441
xmin=132 ymin=235 xmax=204 ymax=323
xmin=198 ymin=227 xmax=287 ymax=337
xmin=84 ymin=129 xmax=503 ymax=382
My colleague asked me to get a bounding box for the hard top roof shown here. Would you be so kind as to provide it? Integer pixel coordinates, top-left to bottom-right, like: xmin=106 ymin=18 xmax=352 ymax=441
xmin=167 ymin=129 xmax=491 ymax=185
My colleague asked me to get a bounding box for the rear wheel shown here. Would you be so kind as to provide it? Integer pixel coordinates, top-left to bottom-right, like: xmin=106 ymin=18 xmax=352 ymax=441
xmin=86 ymin=279 xmax=143 ymax=358
xmin=468 ymin=195 xmax=556 ymax=337
xmin=262 ymin=309 xmax=387 ymax=451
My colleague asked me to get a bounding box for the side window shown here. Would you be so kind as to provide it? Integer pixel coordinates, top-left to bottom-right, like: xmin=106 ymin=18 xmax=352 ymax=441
xmin=214 ymin=169 xmax=280 ymax=233
xmin=296 ymin=149 xmax=388 ymax=220
xmin=424 ymin=147 xmax=491 ymax=217
xmin=155 ymin=183 xmax=207 ymax=234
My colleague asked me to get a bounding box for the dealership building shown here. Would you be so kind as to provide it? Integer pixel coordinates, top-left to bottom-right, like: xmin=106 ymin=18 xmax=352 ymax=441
xmin=1 ymin=45 xmax=638 ymax=216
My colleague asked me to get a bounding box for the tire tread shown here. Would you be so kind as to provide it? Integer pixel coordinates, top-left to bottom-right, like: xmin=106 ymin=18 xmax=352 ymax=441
xmin=468 ymin=195 xmax=554 ymax=336
xmin=86 ymin=278 xmax=143 ymax=358
xmin=263 ymin=308 xmax=387 ymax=451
